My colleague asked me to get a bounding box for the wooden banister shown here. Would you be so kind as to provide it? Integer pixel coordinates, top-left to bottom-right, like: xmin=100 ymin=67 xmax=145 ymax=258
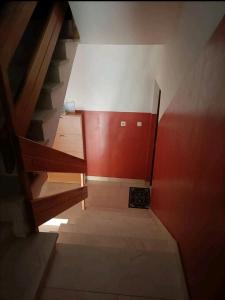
xmin=32 ymin=186 xmax=88 ymax=225
xmin=18 ymin=136 xmax=87 ymax=173
xmin=0 ymin=1 xmax=37 ymax=69
xmin=15 ymin=2 xmax=66 ymax=136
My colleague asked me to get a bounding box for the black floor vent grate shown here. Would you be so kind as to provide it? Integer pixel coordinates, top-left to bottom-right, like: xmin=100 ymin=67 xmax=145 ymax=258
xmin=129 ymin=187 xmax=150 ymax=209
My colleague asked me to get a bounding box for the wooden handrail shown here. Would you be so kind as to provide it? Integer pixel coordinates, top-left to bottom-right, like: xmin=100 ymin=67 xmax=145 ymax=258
xmin=18 ymin=136 xmax=87 ymax=173
xmin=0 ymin=1 xmax=37 ymax=69
xmin=32 ymin=186 xmax=88 ymax=225
xmin=15 ymin=2 xmax=66 ymax=136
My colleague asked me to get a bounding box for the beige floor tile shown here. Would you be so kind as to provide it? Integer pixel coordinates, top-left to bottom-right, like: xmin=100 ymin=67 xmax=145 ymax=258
xmin=39 ymin=288 xmax=161 ymax=300
xmin=57 ymin=232 xmax=177 ymax=253
xmin=59 ymin=219 xmax=166 ymax=240
xmin=118 ymin=297 xmax=167 ymax=300
xmin=0 ymin=233 xmax=58 ymax=300
xmin=39 ymin=181 xmax=188 ymax=300
xmin=39 ymin=288 xmax=118 ymax=300
xmin=39 ymin=224 xmax=60 ymax=233
xmin=44 ymin=243 xmax=181 ymax=299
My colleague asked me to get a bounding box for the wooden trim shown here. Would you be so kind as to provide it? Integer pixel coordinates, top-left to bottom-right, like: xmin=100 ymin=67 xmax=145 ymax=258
xmin=32 ymin=186 xmax=88 ymax=225
xmin=149 ymin=89 xmax=161 ymax=185
xmin=0 ymin=1 xmax=37 ymax=68
xmin=18 ymin=136 xmax=87 ymax=173
xmin=80 ymin=111 xmax=87 ymax=161
xmin=47 ymin=172 xmax=81 ymax=184
xmin=70 ymin=110 xmax=87 ymax=160
xmin=15 ymin=2 xmax=66 ymax=136
xmin=81 ymin=173 xmax=86 ymax=210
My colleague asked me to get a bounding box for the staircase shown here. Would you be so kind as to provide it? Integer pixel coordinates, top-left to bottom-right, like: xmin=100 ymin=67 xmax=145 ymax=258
xmin=27 ymin=38 xmax=78 ymax=147
xmin=0 ymin=2 xmax=87 ymax=299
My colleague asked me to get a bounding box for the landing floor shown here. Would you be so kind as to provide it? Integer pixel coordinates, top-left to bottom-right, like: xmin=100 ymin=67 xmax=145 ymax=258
xmin=38 ymin=181 xmax=188 ymax=300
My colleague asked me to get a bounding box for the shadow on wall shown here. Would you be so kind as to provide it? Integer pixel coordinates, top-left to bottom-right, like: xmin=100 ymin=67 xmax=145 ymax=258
xmin=151 ymin=16 xmax=225 ymax=300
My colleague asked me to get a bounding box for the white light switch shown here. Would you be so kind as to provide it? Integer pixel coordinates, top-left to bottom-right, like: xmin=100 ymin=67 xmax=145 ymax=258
xmin=121 ymin=121 xmax=126 ymax=127
xmin=137 ymin=121 xmax=142 ymax=127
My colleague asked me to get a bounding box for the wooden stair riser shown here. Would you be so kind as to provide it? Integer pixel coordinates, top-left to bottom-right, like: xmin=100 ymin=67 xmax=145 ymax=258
xmin=29 ymin=41 xmax=78 ymax=146
xmin=14 ymin=2 xmax=66 ymax=136
xmin=28 ymin=110 xmax=61 ymax=145
xmin=36 ymin=84 xmax=64 ymax=110
xmin=59 ymin=20 xmax=78 ymax=39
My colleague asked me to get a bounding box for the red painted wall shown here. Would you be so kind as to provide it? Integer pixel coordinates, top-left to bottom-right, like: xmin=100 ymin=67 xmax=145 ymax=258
xmin=151 ymin=17 xmax=225 ymax=300
xmin=82 ymin=111 xmax=156 ymax=180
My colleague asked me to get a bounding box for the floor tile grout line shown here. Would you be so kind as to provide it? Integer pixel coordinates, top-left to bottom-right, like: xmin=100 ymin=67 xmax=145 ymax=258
xmin=43 ymin=286 xmax=175 ymax=300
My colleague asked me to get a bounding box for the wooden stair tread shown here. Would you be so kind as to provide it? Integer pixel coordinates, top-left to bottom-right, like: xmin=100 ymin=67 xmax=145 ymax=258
xmin=42 ymin=81 xmax=64 ymax=92
xmin=51 ymin=58 xmax=69 ymax=66
xmin=58 ymin=38 xmax=79 ymax=43
xmin=0 ymin=232 xmax=58 ymax=300
xmin=38 ymin=139 xmax=50 ymax=146
xmin=31 ymin=109 xmax=57 ymax=122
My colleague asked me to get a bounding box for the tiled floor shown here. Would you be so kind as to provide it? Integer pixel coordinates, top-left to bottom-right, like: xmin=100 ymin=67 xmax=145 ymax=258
xmin=38 ymin=180 xmax=189 ymax=300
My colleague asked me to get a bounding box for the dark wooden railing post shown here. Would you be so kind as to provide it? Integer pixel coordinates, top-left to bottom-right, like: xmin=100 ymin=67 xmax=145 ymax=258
xmin=81 ymin=173 xmax=86 ymax=210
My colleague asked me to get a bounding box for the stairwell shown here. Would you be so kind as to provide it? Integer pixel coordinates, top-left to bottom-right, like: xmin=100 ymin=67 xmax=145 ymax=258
xmin=38 ymin=181 xmax=189 ymax=300
xmin=0 ymin=2 xmax=86 ymax=300
xmin=0 ymin=3 xmax=189 ymax=300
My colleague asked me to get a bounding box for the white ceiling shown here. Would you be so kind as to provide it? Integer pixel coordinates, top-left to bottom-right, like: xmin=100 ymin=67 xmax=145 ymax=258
xmin=69 ymin=1 xmax=183 ymax=44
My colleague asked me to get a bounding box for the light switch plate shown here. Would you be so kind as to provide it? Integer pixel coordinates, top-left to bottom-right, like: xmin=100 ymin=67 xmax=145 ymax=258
xmin=121 ymin=121 xmax=126 ymax=127
xmin=137 ymin=121 xmax=142 ymax=127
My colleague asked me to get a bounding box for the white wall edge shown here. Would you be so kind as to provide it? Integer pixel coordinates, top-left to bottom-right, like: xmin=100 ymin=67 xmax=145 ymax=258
xmin=87 ymin=176 xmax=149 ymax=186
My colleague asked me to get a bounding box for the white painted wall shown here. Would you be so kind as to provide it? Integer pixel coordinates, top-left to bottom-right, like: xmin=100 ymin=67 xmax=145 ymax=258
xmin=66 ymin=2 xmax=225 ymax=116
xmin=153 ymin=1 xmax=225 ymax=119
xmin=65 ymin=45 xmax=156 ymax=113
xmin=69 ymin=1 xmax=182 ymax=44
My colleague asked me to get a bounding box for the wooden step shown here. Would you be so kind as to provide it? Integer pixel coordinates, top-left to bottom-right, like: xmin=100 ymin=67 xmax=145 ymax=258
xmin=55 ymin=38 xmax=79 ymax=62
xmin=36 ymin=82 xmax=64 ymax=110
xmin=45 ymin=59 xmax=70 ymax=83
xmin=0 ymin=232 xmax=58 ymax=300
xmin=51 ymin=58 xmax=69 ymax=67
xmin=59 ymin=19 xmax=79 ymax=39
xmin=27 ymin=109 xmax=59 ymax=143
xmin=42 ymin=81 xmax=64 ymax=92
xmin=31 ymin=172 xmax=48 ymax=198
xmin=52 ymin=38 xmax=78 ymax=61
